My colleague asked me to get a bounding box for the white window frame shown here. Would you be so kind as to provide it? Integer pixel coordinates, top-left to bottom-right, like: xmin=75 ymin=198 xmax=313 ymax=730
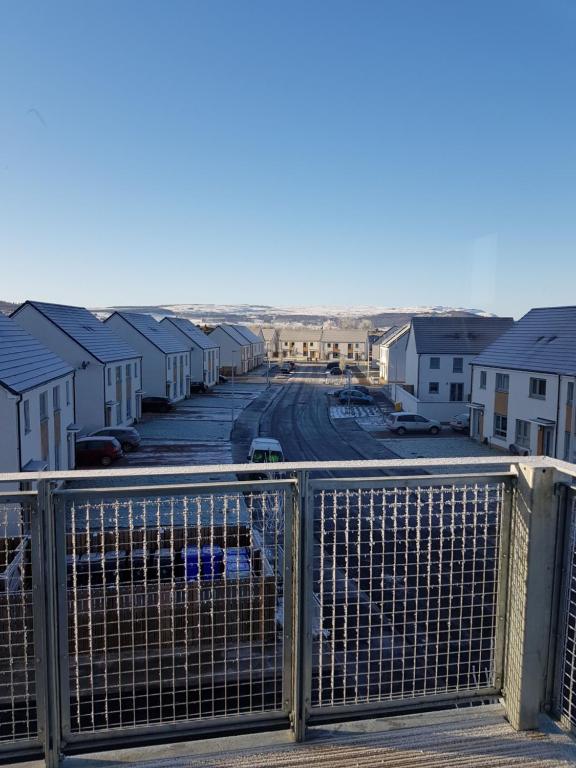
xmin=529 ymin=377 xmax=546 ymax=399
xmin=495 ymin=373 xmax=509 ymax=393
xmin=23 ymin=400 xmax=31 ymax=434
xmin=430 ymin=357 xmax=440 ymax=370
xmin=494 ymin=413 xmax=508 ymax=439
xmin=515 ymin=419 xmax=531 ymax=449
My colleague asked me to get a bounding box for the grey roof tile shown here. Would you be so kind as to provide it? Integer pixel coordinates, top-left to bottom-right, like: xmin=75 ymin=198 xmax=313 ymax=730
xmin=411 ymin=316 xmax=514 ymax=355
xmin=232 ymin=325 xmax=263 ymax=345
xmin=161 ymin=317 xmax=218 ymax=350
xmin=110 ymin=313 xmax=188 ymax=354
xmin=15 ymin=301 xmax=139 ymax=363
xmin=0 ymin=314 xmax=73 ymax=394
xmin=214 ymin=325 xmax=250 ymax=346
xmin=473 ymin=306 xmax=576 ymax=375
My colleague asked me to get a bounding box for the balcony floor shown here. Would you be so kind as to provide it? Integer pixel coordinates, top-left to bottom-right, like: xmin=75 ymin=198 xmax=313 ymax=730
xmin=18 ymin=704 xmax=576 ymax=768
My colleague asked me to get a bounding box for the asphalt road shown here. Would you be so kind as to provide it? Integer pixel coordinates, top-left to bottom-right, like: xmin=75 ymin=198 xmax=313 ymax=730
xmin=259 ymin=363 xmax=397 ymax=468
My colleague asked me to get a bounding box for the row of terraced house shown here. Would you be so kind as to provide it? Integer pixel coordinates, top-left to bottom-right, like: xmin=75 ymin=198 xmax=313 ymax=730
xmin=257 ymin=327 xmax=369 ymax=361
xmin=378 ymin=307 xmax=576 ymax=464
xmin=0 ymin=301 xmax=264 ymax=475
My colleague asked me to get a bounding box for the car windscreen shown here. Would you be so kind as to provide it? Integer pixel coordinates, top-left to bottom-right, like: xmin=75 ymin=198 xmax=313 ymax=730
xmin=251 ymin=450 xmax=283 ymax=463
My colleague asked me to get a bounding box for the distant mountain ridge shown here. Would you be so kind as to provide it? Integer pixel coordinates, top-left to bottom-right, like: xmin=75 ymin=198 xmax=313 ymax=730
xmin=90 ymin=303 xmax=496 ymax=329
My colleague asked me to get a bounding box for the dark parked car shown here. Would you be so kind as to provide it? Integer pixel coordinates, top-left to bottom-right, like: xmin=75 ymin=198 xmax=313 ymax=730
xmin=219 ymin=374 xmax=228 ymax=384
xmin=287 ymin=360 xmax=296 ymax=370
xmin=89 ymin=427 xmax=141 ymax=452
xmin=142 ymin=396 xmax=173 ymax=413
xmin=279 ymin=363 xmax=292 ymax=374
xmin=75 ymin=437 xmax=123 ymax=467
xmin=328 ymin=367 xmax=343 ymax=376
xmin=325 ymin=361 xmax=340 ymax=370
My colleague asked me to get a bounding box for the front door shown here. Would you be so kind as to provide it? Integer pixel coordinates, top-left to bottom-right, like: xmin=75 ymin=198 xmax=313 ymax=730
xmin=472 ymin=409 xmax=484 ymax=440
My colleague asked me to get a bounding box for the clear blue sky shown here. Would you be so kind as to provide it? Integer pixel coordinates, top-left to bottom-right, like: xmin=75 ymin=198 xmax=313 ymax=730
xmin=1 ymin=1 xmax=575 ymax=317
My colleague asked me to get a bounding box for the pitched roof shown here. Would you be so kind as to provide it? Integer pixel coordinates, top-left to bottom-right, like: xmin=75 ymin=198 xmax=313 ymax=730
xmin=258 ymin=327 xmax=278 ymax=341
xmin=321 ymin=328 xmax=369 ymax=343
xmin=379 ymin=324 xmax=410 ymax=347
xmin=109 ymin=312 xmax=188 ymax=354
xmin=0 ymin=314 xmax=73 ymax=394
xmin=213 ymin=324 xmax=250 ymax=346
xmin=15 ymin=301 xmax=139 ymax=363
xmin=232 ymin=325 xmax=262 ymax=345
xmin=411 ymin=316 xmax=514 ymax=355
xmin=161 ymin=317 xmax=218 ymax=350
xmin=278 ymin=328 xmax=323 ymax=342
xmin=473 ymin=306 xmax=576 ymax=375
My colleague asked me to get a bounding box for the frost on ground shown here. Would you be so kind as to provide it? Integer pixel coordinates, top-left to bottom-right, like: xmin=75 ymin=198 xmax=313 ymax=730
xmin=330 ymin=405 xmax=386 ymax=428
xmin=128 ymin=383 xmax=267 ymax=467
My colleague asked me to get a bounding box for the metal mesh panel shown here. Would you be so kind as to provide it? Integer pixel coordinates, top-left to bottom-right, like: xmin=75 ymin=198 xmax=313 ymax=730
xmin=62 ymin=486 xmax=287 ymax=734
xmin=311 ymin=481 xmax=504 ymax=708
xmin=558 ymin=490 xmax=576 ymax=730
xmin=0 ymin=499 xmax=37 ymax=743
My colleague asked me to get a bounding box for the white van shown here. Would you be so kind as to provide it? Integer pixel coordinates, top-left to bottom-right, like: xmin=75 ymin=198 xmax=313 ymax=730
xmin=248 ymin=437 xmax=284 ymax=464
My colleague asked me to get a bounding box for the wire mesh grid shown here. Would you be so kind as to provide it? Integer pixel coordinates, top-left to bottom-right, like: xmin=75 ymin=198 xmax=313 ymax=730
xmin=0 ymin=499 xmax=37 ymax=744
xmin=62 ymin=486 xmax=287 ymax=735
xmin=558 ymin=490 xmax=576 ymax=730
xmin=311 ymin=481 xmax=504 ymax=708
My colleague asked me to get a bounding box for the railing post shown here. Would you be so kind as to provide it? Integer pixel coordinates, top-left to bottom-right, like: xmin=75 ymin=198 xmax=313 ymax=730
xmin=291 ymin=470 xmax=312 ymax=742
xmin=37 ymin=479 xmax=63 ymax=767
xmin=504 ymin=463 xmax=560 ymax=730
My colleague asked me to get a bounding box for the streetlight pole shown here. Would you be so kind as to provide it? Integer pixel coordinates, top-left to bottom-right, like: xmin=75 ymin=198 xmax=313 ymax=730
xmin=266 ymin=341 xmax=270 ymax=388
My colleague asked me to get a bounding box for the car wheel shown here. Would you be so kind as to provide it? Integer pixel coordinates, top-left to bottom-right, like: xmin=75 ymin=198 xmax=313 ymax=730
xmin=101 ymin=455 xmax=112 ymax=467
xmin=396 ymin=427 xmax=406 ymax=435
xmin=122 ymin=442 xmax=133 ymax=452
xmin=429 ymin=426 xmax=440 ymax=435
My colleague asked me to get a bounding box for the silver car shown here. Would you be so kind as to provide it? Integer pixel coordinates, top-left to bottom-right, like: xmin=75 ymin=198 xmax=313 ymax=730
xmin=385 ymin=412 xmax=441 ymax=435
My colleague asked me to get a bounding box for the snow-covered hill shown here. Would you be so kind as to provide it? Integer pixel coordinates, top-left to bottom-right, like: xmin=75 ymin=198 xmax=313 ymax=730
xmin=91 ymin=303 xmax=495 ymax=328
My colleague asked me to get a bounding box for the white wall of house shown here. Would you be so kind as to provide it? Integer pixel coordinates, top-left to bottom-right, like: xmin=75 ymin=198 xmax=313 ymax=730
xmin=209 ymin=327 xmax=248 ymax=374
xmin=320 ymin=340 xmax=368 ymax=361
xmin=165 ymin=351 xmax=190 ymax=401
xmin=471 ymin=366 xmax=561 ymax=455
xmin=19 ymin=375 xmax=76 ymax=470
xmin=103 ymin=359 xmax=142 ymax=426
xmin=379 ymin=335 xmax=408 ymax=383
xmin=280 ymin=339 xmax=321 ymax=359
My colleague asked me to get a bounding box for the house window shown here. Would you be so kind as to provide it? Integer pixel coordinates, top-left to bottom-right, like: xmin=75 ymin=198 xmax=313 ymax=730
xmin=127 ymin=395 xmax=132 ymax=419
xmin=23 ymin=400 xmax=31 ymax=434
xmin=134 ymin=362 xmax=138 ymax=378
xmin=53 ymin=385 xmax=60 ymax=411
xmin=116 ymin=366 xmax=122 ymax=384
xmin=568 ymin=381 xmax=574 ymax=406
xmin=429 ymin=382 xmax=439 ymax=394
xmin=450 ymin=383 xmax=464 ymax=401
xmin=126 ymin=363 xmax=131 ymax=378
xmin=453 ymin=357 xmax=463 ymax=373
xmin=495 ymin=373 xmax=509 ymax=393
xmin=39 ymin=391 xmax=48 ymax=420
xmin=515 ymin=419 xmax=531 ymax=449
xmin=479 ymin=371 xmax=487 ymax=389
xmin=327 ymin=343 xmax=332 ymax=348
xmin=107 ymin=368 xmax=112 ymax=386
xmin=355 ymin=343 xmax=359 ymax=349
xmin=168 ymin=357 xmax=172 ymax=369
xmin=166 ymin=381 xmax=171 ymax=398
xmin=529 ymin=377 xmax=547 ymax=399
xmin=430 ymin=357 xmax=440 ymax=369
xmin=494 ymin=413 xmax=508 ymax=439
xmin=116 ymin=403 xmax=122 ymax=424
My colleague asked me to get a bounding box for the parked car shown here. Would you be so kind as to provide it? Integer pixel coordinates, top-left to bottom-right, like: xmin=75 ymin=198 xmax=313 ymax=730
xmin=279 ymin=364 xmax=292 ymax=375
xmin=287 ymin=360 xmax=296 ymax=370
xmin=325 ymin=361 xmax=341 ymax=370
xmin=189 ymin=381 xmax=208 ymax=393
xmin=75 ymin=436 xmax=123 ymax=467
xmin=142 ymin=396 xmax=173 ymax=413
xmin=385 ymin=412 xmax=441 ymax=435
xmin=333 ymin=385 xmax=370 ymax=396
xmin=89 ymin=427 xmax=141 ymax=452
xmin=327 ymin=367 xmax=343 ymax=376
xmin=339 ymin=390 xmax=374 ymax=405
xmin=450 ymin=412 xmax=470 ymax=432
xmin=219 ymin=374 xmax=229 ymax=384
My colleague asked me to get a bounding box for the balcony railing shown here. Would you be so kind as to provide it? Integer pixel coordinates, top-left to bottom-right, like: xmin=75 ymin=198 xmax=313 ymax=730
xmin=1 ymin=455 xmax=575 ymax=766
